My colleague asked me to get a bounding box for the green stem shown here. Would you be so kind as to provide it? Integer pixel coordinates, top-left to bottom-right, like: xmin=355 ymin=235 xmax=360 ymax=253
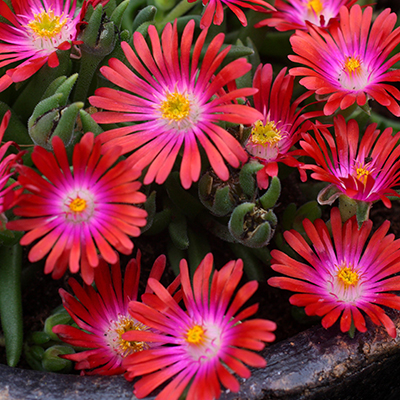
xmin=158 ymin=0 xmax=200 ymax=27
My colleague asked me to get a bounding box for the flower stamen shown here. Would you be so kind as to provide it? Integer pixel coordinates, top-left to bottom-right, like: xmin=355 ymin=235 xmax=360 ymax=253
xmin=161 ymin=92 xmax=191 ymax=122
xmin=344 ymin=56 xmax=362 ymax=76
xmin=186 ymin=325 xmax=205 ymax=345
xmin=28 ymin=9 xmax=67 ymax=40
xmin=307 ymin=0 xmax=323 ymax=14
xmin=69 ymin=197 xmax=87 ymax=213
xmin=251 ymin=120 xmax=282 ymax=146
xmin=337 ymin=265 xmax=359 ymax=287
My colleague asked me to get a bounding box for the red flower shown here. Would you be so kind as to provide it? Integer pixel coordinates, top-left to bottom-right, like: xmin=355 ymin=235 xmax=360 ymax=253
xmin=289 ymin=5 xmax=400 ymax=116
xmin=53 ymin=251 xmax=174 ymax=375
xmin=245 ymin=63 xmax=322 ymax=188
xmin=300 ymin=116 xmax=400 ymax=207
xmin=269 ymin=207 xmax=400 ymax=338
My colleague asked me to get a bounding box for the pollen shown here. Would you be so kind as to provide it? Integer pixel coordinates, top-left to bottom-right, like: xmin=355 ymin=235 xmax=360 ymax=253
xmin=337 ymin=265 xmax=360 ymax=287
xmin=250 ymin=120 xmax=282 ymax=146
xmin=69 ymin=197 xmax=87 ymax=213
xmin=307 ymin=0 xmax=323 ymax=14
xmin=344 ymin=56 xmax=362 ymax=75
xmin=28 ymin=9 xmax=67 ymax=39
xmin=161 ymin=92 xmax=191 ymax=122
xmin=186 ymin=325 xmax=205 ymax=345
xmin=355 ymin=166 xmax=370 ymax=185
xmin=106 ymin=315 xmax=149 ymax=357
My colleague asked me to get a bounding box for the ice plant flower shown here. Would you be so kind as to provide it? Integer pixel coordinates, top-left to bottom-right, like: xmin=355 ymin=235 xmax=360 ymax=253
xmin=6 ymin=132 xmax=148 ymax=284
xmin=53 ymin=252 xmax=167 ymax=375
xmin=299 ymin=115 xmax=400 ymax=208
xmin=255 ymin=0 xmax=357 ymax=31
xmin=122 ymin=253 xmax=276 ymax=400
xmin=89 ymin=19 xmax=263 ymax=189
xmin=245 ymin=63 xmax=322 ymax=188
xmin=288 ymin=5 xmax=400 ymax=116
xmin=0 ymin=111 xmax=24 ymax=216
xmin=269 ymin=207 xmax=400 ymax=338
xmin=194 ymin=0 xmax=275 ymax=29
xmin=0 ymin=0 xmax=83 ymax=92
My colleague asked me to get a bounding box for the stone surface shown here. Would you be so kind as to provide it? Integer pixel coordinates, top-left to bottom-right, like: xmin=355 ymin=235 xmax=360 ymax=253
xmin=1 ymin=312 xmax=400 ymax=400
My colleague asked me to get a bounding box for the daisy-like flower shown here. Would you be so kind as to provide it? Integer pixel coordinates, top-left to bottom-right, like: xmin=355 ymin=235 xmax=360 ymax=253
xmin=122 ymin=253 xmax=276 ymax=400
xmin=300 ymin=115 xmax=400 ymax=207
xmin=269 ymin=207 xmax=400 ymax=338
xmin=194 ymin=0 xmax=275 ymax=29
xmin=245 ymin=63 xmax=322 ymax=188
xmin=255 ymin=0 xmax=357 ymax=31
xmin=0 ymin=0 xmax=84 ymax=92
xmin=53 ymin=251 xmax=171 ymax=375
xmin=288 ymin=5 xmax=400 ymax=116
xmin=89 ymin=20 xmax=263 ymax=189
xmin=6 ymin=132 xmax=148 ymax=285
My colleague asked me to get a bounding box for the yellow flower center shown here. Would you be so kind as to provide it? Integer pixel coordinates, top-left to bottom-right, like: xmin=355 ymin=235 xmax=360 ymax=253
xmin=251 ymin=120 xmax=282 ymax=145
xmin=161 ymin=92 xmax=191 ymax=122
xmin=69 ymin=197 xmax=87 ymax=213
xmin=344 ymin=56 xmax=362 ymax=75
xmin=28 ymin=9 xmax=67 ymax=39
xmin=307 ymin=0 xmax=323 ymax=14
xmin=355 ymin=165 xmax=370 ymax=185
xmin=186 ymin=325 xmax=205 ymax=345
xmin=337 ymin=266 xmax=359 ymax=287
xmin=111 ymin=316 xmax=149 ymax=356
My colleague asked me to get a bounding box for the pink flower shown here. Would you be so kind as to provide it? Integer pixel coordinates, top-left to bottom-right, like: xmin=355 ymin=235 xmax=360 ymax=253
xmin=300 ymin=115 xmax=400 ymax=207
xmin=256 ymin=0 xmax=357 ymax=31
xmin=269 ymin=207 xmax=400 ymax=338
xmin=53 ymin=251 xmax=172 ymax=375
xmin=195 ymin=0 xmax=275 ymax=29
xmin=288 ymin=5 xmax=400 ymax=116
xmin=7 ymin=133 xmax=147 ymax=284
xmin=0 ymin=0 xmax=83 ymax=92
xmin=245 ymin=63 xmax=322 ymax=188
xmin=0 ymin=111 xmax=24 ymax=215
xmin=122 ymin=253 xmax=276 ymax=400
xmin=89 ymin=20 xmax=262 ymax=189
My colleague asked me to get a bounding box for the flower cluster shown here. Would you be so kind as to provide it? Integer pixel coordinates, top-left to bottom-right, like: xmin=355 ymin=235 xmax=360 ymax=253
xmin=3 ymin=0 xmax=400 ymax=398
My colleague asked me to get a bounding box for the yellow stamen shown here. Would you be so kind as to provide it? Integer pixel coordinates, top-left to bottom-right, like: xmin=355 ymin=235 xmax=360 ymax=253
xmin=344 ymin=56 xmax=362 ymax=75
xmin=186 ymin=325 xmax=205 ymax=344
xmin=28 ymin=10 xmax=67 ymax=39
xmin=251 ymin=120 xmax=282 ymax=145
xmin=115 ymin=317 xmax=148 ymax=354
xmin=355 ymin=165 xmax=370 ymax=186
xmin=307 ymin=0 xmax=323 ymax=14
xmin=161 ymin=92 xmax=191 ymax=122
xmin=69 ymin=197 xmax=87 ymax=213
xmin=337 ymin=266 xmax=359 ymax=287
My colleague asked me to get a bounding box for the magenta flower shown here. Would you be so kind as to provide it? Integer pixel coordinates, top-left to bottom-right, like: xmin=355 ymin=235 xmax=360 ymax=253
xmin=0 ymin=111 xmax=24 ymax=215
xmin=122 ymin=253 xmax=276 ymax=400
xmin=288 ymin=5 xmax=400 ymax=116
xmin=300 ymin=115 xmax=400 ymax=207
xmin=7 ymin=133 xmax=148 ymax=284
xmin=194 ymin=0 xmax=275 ymax=29
xmin=256 ymin=0 xmax=357 ymax=31
xmin=245 ymin=63 xmax=322 ymax=188
xmin=53 ymin=252 xmax=169 ymax=375
xmin=89 ymin=20 xmax=262 ymax=189
xmin=0 ymin=0 xmax=83 ymax=92
xmin=269 ymin=207 xmax=400 ymax=338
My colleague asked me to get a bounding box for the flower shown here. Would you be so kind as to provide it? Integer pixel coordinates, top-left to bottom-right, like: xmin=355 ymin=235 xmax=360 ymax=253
xmin=195 ymin=0 xmax=275 ymax=29
xmin=89 ymin=20 xmax=263 ymax=189
xmin=299 ymin=115 xmax=400 ymax=207
xmin=255 ymin=0 xmax=357 ymax=31
xmin=245 ymin=63 xmax=322 ymax=188
xmin=269 ymin=207 xmax=400 ymax=338
xmin=0 ymin=0 xmax=83 ymax=92
xmin=288 ymin=5 xmax=400 ymax=116
xmin=6 ymin=132 xmax=148 ymax=284
xmin=52 ymin=251 xmax=168 ymax=375
xmin=0 ymin=111 xmax=24 ymax=216
xmin=122 ymin=253 xmax=276 ymax=400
